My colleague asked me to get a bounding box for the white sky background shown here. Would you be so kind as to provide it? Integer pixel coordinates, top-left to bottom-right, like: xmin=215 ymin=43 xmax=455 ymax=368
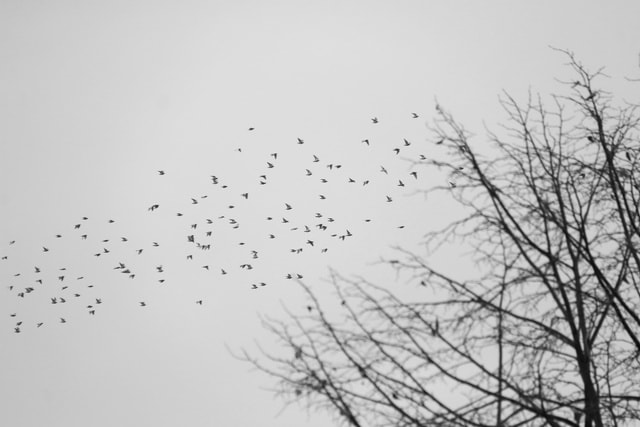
xmin=1 ymin=1 xmax=639 ymax=426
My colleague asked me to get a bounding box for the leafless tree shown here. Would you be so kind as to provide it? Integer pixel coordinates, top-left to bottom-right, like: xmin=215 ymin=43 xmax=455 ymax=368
xmin=237 ymin=50 xmax=640 ymax=427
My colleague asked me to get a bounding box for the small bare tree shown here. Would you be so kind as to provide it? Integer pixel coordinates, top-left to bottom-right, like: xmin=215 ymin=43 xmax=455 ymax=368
xmin=239 ymin=51 xmax=640 ymax=427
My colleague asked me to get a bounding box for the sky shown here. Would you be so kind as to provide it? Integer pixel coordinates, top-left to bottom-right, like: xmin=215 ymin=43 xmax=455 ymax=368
xmin=1 ymin=2 xmax=639 ymax=426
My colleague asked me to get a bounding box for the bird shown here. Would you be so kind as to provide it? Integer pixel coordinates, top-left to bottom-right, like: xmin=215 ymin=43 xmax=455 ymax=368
xmin=196 ymin=300 xmax=203 ymax=305
xmin=139 ymin=302 xmax=146 ymax=307
xmin=411 ymin=112 xmax=419 ymax=118
xmin=158 ymin=170 xmax=165 ymax=175
xmin=297 ymin=138 xmax=304 ymax=144
xmin=285 ymin=203 xmax=292 ymax=210
xmin=386 ymin=196 xmax=393 ymax=202
xmin=43 ymin=247 xmax=49 ymax=252
xmin=371 ymin=117 xmax=378 ymax=124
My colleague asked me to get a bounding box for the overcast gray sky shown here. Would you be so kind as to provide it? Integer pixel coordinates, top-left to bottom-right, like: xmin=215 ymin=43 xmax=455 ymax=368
xmin=1 ymin=2 xmax=639 ymax=426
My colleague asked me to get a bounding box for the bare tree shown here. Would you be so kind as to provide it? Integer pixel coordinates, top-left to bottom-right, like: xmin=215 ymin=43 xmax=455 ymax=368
xmin=237 ymin=51 xmax=640 ymax=427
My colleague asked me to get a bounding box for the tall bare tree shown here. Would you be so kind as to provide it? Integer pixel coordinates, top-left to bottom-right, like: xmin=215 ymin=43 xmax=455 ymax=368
xmin=238 ymin=51 xmax=640 ymax=427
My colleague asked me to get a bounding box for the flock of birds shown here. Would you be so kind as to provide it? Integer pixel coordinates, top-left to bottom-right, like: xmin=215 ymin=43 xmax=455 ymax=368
xmin=3 ymin=113 xmax=451 ymax=334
